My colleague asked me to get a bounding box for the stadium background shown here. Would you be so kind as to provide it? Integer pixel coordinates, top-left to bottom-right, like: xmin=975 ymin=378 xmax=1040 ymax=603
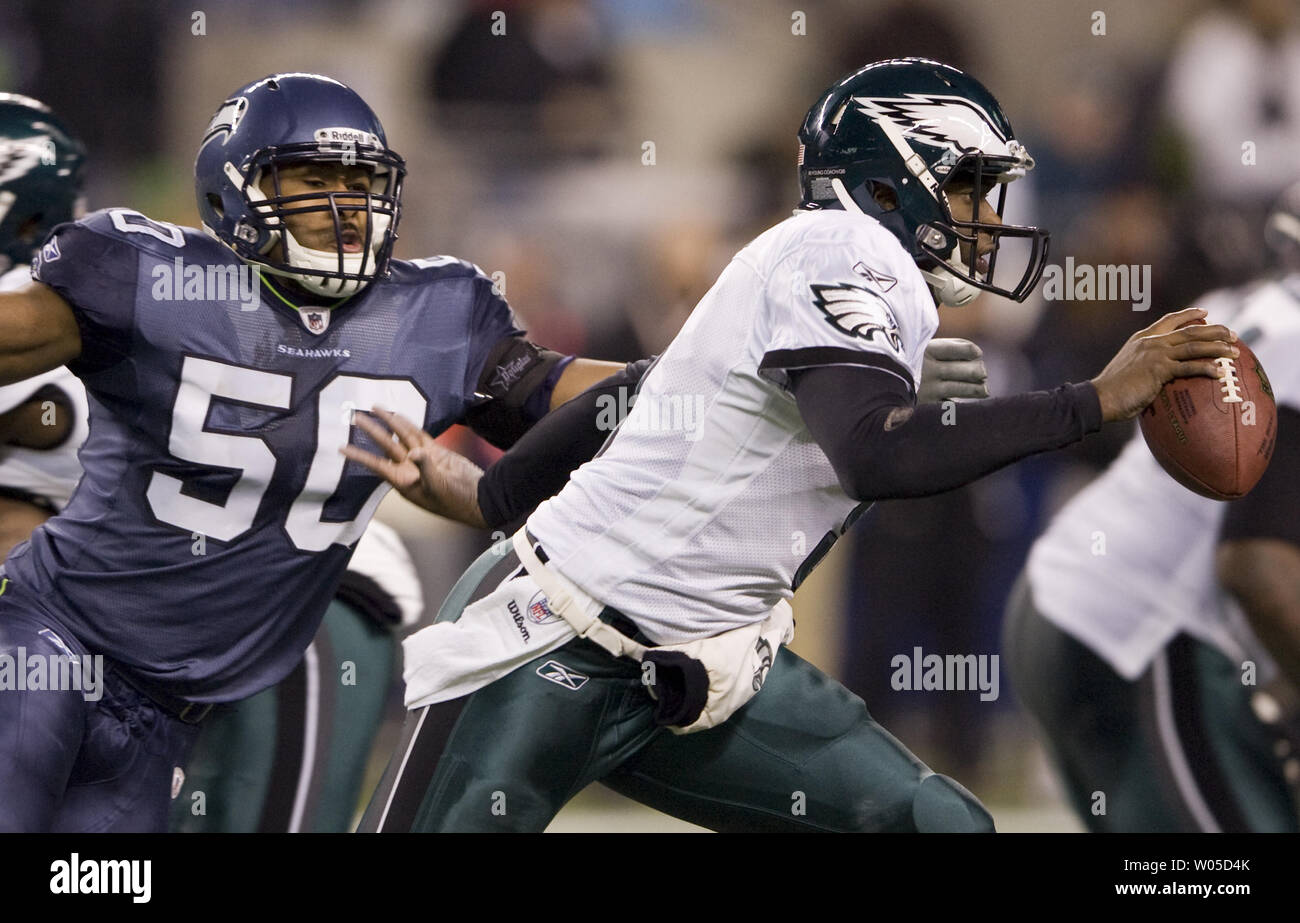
xmin=2 ymin=0 xmax=1293 ymax=831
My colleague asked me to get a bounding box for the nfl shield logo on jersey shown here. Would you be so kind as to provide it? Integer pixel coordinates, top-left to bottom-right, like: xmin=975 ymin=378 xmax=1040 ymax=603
xmin=303 ymin=308 xmax=331 ymax=334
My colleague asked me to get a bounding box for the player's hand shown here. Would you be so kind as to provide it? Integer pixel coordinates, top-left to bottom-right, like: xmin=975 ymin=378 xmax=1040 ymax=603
xmin=1090 ymin=307 xmax=1238 ymax=422
xmin=341 ymin=407 xmax=488 ymax=528
xmin=918 ymin=338 xmax=988 ymax=403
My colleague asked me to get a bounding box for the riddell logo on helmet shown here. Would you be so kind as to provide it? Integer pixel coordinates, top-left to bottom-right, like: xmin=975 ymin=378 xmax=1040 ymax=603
xmin=314 ymin=127 xmax=381 ymax=149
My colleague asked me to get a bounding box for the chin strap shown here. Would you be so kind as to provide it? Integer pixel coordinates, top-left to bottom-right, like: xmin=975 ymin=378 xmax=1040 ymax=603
xmin=920 ymin=262 xmax=980 ymax=307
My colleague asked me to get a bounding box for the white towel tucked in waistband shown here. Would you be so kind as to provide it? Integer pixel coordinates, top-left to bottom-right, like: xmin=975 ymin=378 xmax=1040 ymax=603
xmin=402 ymin=567 xmax=577 ymax=709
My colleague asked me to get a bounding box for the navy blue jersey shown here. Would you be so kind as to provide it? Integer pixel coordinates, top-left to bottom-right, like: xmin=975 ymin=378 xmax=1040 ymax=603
xmin=4 ymin=208 xmax=523 ymax=701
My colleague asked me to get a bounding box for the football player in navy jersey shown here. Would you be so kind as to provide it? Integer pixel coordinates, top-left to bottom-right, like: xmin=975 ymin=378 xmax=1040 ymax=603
xmin=0 ymin=72 xmax=625 ymax=832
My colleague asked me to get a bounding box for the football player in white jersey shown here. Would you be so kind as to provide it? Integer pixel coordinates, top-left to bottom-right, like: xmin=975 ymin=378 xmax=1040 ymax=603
xmin=0 ymin=94 xmax=89 ymax=557
xmin=1004 ymin=190 xmax=1300 ymax=832
xmin=347 ymin=59 xmax=1240 ymax=832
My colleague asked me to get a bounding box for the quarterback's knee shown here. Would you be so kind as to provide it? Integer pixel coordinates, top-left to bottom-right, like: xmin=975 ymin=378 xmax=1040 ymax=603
xmin=911 ymin=772 xmax=995 ymax=832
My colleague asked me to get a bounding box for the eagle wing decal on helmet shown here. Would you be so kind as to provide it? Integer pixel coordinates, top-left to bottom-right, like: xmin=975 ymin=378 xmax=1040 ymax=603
xmin=850 ymin=94 xmax=1012 ymax=155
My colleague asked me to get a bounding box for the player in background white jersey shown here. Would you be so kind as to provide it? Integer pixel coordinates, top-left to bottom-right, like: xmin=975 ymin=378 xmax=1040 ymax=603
xmin=1006 ymin=190 xmax=1300 ymax=832
xmin=348 ymin=59 xmax=1239 ymax=833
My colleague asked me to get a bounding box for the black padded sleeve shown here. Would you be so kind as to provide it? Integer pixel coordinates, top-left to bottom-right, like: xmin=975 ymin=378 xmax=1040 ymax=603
xmin=1221 ymin=405 xmax=1300 ymax=547
xmin=461 ymin=337 xmax=573 ymax=450
xmin=790 ymin=363 xmax=1103 ymax=501
xmin=477 ymin=356 xmax=656 ymax=530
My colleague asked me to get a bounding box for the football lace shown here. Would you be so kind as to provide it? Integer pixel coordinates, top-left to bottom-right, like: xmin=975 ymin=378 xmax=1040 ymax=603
xmin=1215 ymin=356 xmax=1243 ymax=403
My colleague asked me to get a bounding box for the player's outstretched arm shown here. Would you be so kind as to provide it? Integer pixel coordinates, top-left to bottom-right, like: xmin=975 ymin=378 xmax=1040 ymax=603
xmin=0 ymin=281 xmax=81 ymax=386
xmin=346 ymin=358 xmax=655 ymax=529
xmin=460 ymin=335 xmax=626 ymax=450
xmin=344 ymin=408 xmax=488 ymax=528
xmin=547 ymin=358 xmax=627 ymax=410
xmin=795 ymin=307 xmax=1238 ymax=501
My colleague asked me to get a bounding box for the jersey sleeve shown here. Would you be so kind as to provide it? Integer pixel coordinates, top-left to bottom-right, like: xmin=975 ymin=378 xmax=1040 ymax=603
xmin=755 ymin=223 xmax=936 ymax=397
xmin=31 ymin=213 xmax=142 ymax=376
xmin=460 ymin=269 xmax=527 ymax=399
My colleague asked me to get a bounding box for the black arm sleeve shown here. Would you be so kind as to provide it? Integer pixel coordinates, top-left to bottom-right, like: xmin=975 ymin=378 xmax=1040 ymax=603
xmin=790 ymin=363 xmax=1103 ymax=501
xmin=1221 ymin=405 xmax=1300 ymax=547
xmin=477 ymin=356 xmax=657 ymax=530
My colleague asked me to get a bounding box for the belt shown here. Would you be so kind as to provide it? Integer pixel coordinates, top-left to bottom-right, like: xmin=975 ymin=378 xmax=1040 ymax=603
xmin=522 ymin=534 xmax=653 ymax=646
xmin=110 ymin=665 xmax=215 ymax=725
xmin=514 ymin=529 xmax=650 ymax=662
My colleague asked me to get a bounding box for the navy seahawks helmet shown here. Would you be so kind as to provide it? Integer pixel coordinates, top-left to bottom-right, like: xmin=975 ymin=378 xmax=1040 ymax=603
xmin=0 ymin=93 xmax=86 ymax=272
xmin=195 ymin=74 xmax=406 ymax=299
xmin=799 ymin=58 xmax=1048 ymax=306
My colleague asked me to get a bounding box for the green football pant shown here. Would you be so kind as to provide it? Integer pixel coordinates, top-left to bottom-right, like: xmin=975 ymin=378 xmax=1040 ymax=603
xmin=359 ymin=543 xmax=994 ymax=833
xmin=170 ymin=599 xmax=396 ymax=832
xmin=1003 ymin=574 xmax=1300 ymax=832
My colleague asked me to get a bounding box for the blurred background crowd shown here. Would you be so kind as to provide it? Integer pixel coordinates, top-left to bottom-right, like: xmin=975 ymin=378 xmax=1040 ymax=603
xmin=3 ymin=0 xmax=1297 ymax=828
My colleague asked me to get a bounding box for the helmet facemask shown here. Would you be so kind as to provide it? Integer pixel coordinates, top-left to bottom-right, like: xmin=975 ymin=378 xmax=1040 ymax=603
xmin=227 ymin=141 xmax=405 ymax=299
xmin=914 ymin=149 xmax=1048 ymax=306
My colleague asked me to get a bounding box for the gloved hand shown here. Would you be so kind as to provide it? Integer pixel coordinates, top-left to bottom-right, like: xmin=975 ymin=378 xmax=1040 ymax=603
xmin=918 ymin=337 xmax=988 ymax=403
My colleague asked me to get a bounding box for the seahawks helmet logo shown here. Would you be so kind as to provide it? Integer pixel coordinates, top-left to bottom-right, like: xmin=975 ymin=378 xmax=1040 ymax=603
xmin=810 ymin=282 xmax=904 ymax=353
xmin=199 ymin=97 xmax=248 ymax=151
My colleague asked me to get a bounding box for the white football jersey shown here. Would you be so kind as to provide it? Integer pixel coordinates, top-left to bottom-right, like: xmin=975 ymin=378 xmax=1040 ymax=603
xmin=0 ymin=265 xmax=90 ymax=510
xmin=1027 ymin=276 xmax=1300 ymax=680
xmin=528 ymin=209 xmax=939 ymax=643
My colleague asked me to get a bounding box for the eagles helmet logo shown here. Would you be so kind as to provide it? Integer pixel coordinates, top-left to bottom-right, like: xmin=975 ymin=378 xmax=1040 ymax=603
xmin=850 ymin=94 xmax=1013 ymax=159
xmin=0 ymin=138 xmax=53 ymax=185
xmin=810 ymin=282 xmax=904 ymax=353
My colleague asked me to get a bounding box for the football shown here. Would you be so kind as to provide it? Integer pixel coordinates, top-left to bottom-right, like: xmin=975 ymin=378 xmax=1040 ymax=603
xmin=1138 ymin=327 xmax=1278 ymax=500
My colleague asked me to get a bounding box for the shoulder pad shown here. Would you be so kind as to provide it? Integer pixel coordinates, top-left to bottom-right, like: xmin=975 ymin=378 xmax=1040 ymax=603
xmin=60 ymin=208 xmax=226 ymax=260
xmin=389 ymin=255 xmax=493 ymax=285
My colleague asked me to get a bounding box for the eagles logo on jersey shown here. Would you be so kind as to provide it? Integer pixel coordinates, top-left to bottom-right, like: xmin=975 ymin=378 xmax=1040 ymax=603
xmin=810 ymin=281 xmax=904 ymax=354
